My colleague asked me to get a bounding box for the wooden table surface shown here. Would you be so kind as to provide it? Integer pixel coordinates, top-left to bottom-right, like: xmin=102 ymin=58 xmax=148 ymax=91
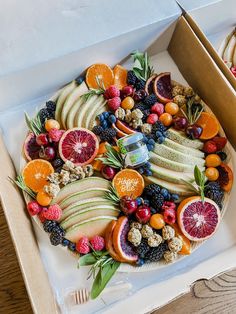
xmin=1 ymin=202 xmax=236 ymax=314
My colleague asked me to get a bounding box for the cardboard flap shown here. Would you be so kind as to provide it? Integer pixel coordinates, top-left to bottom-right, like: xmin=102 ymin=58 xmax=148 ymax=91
xmin=0 ymin=135 xmax=57 ymax=314
xmin=168 ymin=17 xmax=236 ymax=149
xmin=176 ymin=0 xmax=221 ymax=11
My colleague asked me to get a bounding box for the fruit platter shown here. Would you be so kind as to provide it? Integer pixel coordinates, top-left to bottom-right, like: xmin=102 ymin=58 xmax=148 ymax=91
xmin=218 ymin=27 xmax=236 ymax=77
xmin=12 ymin=51 xmax=233 ymax=299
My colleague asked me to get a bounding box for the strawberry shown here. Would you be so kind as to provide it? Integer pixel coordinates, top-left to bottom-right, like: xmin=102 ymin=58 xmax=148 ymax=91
xmin=212 ymin=136 xmax=227 ymax=151
xmin=107 ymin=97 xmax=121 ymax=111
xmin=203 ymin=141 xmax=217 ymax=154
xmin=147 ymin=113 xmax=158 ymax=124
xmin=76 ymin=237 xmax=90 ymax=254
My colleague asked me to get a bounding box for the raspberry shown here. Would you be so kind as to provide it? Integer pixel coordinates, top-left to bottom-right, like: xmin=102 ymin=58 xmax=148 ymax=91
xmin=231 ymin=66 xmax=236 ymax=77
xmin=48 ymin=129 xmax=64 ymax=142
xmin=151 ymin=103 xmax=164 ymax=116
xmin=147 ymin=113 xmax=158 ymax=124
xmin=27 ymin=201 xmax=42 ymax=216
xmin=43 ymin=204 xmax=62 ymax=221
xmin=90 ymin=235 xmax=105 ymax=251
xmin=203 ymin=141 xmax=217 ymax=154
xmin=76 ymin=237 xmax=90 ymax=254
xmin=106 ymin=85 xmax=120 ymax=98
xmin=162 ymin=201 xmax=176 ymax=211
xmin=163 ymin=208 xmax=176 ymax=224
xmin=212 ymin=137 xmax=227 ymax=151
xmin=38 ymin=207 xmax=48 ymax=222
xmin=107 ymin=97 xmax=121 ymax=111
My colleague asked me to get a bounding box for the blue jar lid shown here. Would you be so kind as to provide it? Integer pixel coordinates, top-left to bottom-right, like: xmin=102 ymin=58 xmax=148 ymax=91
xmin=117 ymin=132 xmax=143 ymax=146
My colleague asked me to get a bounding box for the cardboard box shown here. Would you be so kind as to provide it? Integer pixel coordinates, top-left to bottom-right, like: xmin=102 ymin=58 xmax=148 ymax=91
xmin=177 ymin=0 xmax=236 ymax=90
xmin=1 ymin=10 xmax=236 ymax=314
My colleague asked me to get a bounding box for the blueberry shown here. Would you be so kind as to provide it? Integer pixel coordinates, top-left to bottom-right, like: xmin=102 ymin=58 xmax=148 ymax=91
xmin=62 ymin=238 xmax=70 ymax=247
xmin=98 ymin=114 xmax=104 ymax=122
xmin=101 ymin=120 xmax=108 ymax=129
xmin=136 ymin=197 xmax=143 ymax=206
xmin=165 ymin=192 xmax=171 ymax=201
xmin=156 ymin=131 xmax=163 ymax=138
xmin=136 ymin=258 xmax=145 ymax=267
xmin=147 ymin=144 xmax=154 ymax=151
xmin=145 ymin=169 xmax=152 ymax=176
xmin=160 ymin=188 xmax=169 ymax=199
xmin=138 ymin=167 xmax=144 ymax=174
xmin=68 ymin=242 xmax=76 ymax=251
xmin=150 ymin=207 xmax=157 ymax=214
xmin=75 ymin=76 xmax=84 ymax=85
xmin=108 ymin=114 xmax=117 ymax=124
xmin=157 ymin=136 xmax=164 ymax=144
xmin=148 ymin=138 xmax=155 ymax=145
xmin=145 ymin=162 xmax=151 ymax=169
xmin=103 ymin=112 xmax=110 ymax=119
xmin=162 ymin=131 xmax=167 ymax=137
xmin=171 ymin=193 xmax=180 ymax=202
xmin=143 ymin=199 xmax=150 ymax=206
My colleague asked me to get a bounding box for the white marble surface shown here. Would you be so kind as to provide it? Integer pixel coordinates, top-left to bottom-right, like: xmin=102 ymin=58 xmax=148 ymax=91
xmin=0 ymin=0 xmax=180 ymax=76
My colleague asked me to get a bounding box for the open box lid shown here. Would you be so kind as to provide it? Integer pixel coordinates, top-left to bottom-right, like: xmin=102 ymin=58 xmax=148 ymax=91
xmin=176 ymin=0 xmax=236 ymax=90
xmin=0 ymin=0 xmax=180 ymax=77
xmin=176 ymin=0 xmax=222 ymax=11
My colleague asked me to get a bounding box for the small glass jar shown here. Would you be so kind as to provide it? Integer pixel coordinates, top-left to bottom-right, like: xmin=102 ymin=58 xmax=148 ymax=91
xmin=117 ymin=132 xmax=149 ymax=168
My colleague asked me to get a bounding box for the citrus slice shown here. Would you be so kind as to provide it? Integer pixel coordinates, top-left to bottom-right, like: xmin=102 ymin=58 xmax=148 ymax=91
xmin=153 ymin=72 xmax=173 ymax=103
xmin=145 ymin=74 xmax=157 ymax=95
xmin=113 ymin=65 xmax=127 ymax=90
xmin=23 ymin=133 xmax=41 ymax=161
xmin=59 ymin=128 xmax=99 ymax=166
xmin=172 ymin=223 xmax=191 ymax=255
xmin=22 ymin=159 xmax=54 ymax=192
xmin=177 ymin=196 xmax=221 ymax=241
xmin=86 ymin=63 xmax=114 ymax=89
xmin=112 ymin=169 xmax=144 ymax=198
xmin=217 ymin=163 xmax=233 ymax=192
xmin=196 ymin=112 xmax=220 ymax=140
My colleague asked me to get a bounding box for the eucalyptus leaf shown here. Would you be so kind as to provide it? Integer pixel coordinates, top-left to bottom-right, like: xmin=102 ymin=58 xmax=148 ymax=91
xmin=78 ymin=253 xmax=97 ymax=267
xmin=90 ymin=261 xmax=120 ymax=299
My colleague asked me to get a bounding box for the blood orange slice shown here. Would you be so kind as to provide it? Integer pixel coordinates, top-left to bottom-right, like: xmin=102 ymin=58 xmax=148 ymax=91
xmin=177 ymin=196 xmax=221 ymax=242
xmin=154 ymin=72 xmax=173 ymax=104
xmin=23 ymin=133 xmax=41 ymax=161
xmin=112 ymin=216 xmax=138 ymax=263
xmin=145 ymin=74 xmax=157 ymax=95
xmin=59 ymin=128 xmax=99 ymax=166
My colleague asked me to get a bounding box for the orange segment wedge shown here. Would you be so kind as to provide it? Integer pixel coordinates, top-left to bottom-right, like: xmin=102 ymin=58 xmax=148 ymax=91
xmin=86 ymin=63 xmax=114 ymax=89
xmin=112 ymin=169 xmax=144 ymax=198
xmin=22 ymin=159 xmax=54 ymax=192
xmin=113 ymin=65 xmax=128 ymax=90
xmin=196 ymin=112 xmax=220 ymax=140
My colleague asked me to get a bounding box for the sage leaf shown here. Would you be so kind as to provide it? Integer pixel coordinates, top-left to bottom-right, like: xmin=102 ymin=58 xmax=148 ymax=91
xmin=194 ymin=165 xmax=202 ymax=186
xmin=78 ymin=253 xmax=97 ymax=267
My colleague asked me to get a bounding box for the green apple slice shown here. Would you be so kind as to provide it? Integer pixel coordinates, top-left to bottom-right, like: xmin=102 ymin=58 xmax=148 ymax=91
xmin=163 ymin=138 xmax=204 ymax=158
xmin=66 ymin=97 xmax=84 ymax=129
xmin=82 ymin=96 xmax=106 ymax=129
xmin=87 ymin=99 xmax=107 ymax=130
xmin=167 ymin=128 xmax=204 ymax=150
xmin=73 ymin=95 xmax=98 ymax=128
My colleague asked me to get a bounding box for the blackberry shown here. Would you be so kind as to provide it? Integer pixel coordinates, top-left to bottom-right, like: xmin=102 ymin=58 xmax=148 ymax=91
xmin=50 ymin=231 xmax=63 ymax=246
xmin=46 ymin=100 xmax=56 ymax=112
xmin=135 ymin=79 xmax=146 ymax=90
xmin=39 ymin=108 xmax=54 ymax=124
xmin=43 ymin=220 xmax=58 ymax=233
xmin=134 ymin=102 xmax=149 ymax=112
xmin=142 ymin=109 xmax=151 ymax=122
xmin=127 ymin=70 xmax=137 ymax=85
xmin=92 ymin=125 xmax=103 ymax=135
xmin=152 ymin=121 xmax=166 ymax=135
xmin=204 ymin=182 xmax=224 ymax=209
xmin=143 ymin=184 xmax=161 ymax=197
xmin=150 ymin=194 xmax=164 ymax=209
xmin=145 ymin=243 xmax=168 ymax=262
xmin=52 ymin=158 xmax=64 ymax=169
xmin=144 ymin=94 xmax=157 ymax=107
xmin=135 ymin=239 xmax=150 ymax=259
xmin=100 ymin=128 xmax=117 ymax=142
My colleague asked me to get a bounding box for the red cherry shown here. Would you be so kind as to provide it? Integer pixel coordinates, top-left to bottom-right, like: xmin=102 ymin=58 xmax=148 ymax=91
xmin=36 ymin=133 xmax=48 ymax=146
xmin=203 ymin=141 xmax=218 ymax=154
xmin=120 ymin=196 xmax=138 ymax=215
xmin=173 ymin=117 xmax=188 ymax=131
xmin=39 ymin=146 xmax=56 ymax=160
xmin=135 ymin=205 xmax=151 ymax=224
xmin=133 ymin=90 xmax=147 ymax=101
xmin=101 ymin=165 xmax=117 ymax=180
xmin=122 ymin=85 xmax=134 ymax=97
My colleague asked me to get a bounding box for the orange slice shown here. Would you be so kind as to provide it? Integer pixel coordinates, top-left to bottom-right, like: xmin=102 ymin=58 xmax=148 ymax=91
xmin=113 ymin=65 xmax=127 ymax=90
xmin=86 ymin=63 xmax=114 ymax=89
xmin=196 ymin=112 xmax=220 ymax=140
xmin=112 ymin=169 xmax=144 ymax=198
xmin=172 ymin=223 xmax=191 ymax=255
xmin=22 ymin=159 xmax=54 ymax=192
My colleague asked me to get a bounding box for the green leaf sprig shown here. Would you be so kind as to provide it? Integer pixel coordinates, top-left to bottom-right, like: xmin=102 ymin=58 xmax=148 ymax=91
xmin=182 ymin=165 xmax=206 ymax=201
xmin=78 ymin=250 xmax=120 ymax=299
xmin=25 ymin=112 xmax=43 ymax=136
xmin=131 ymin=51 xmax=154 ymax=81
xmin=97 ymin=144 xmax=124 ymax=169
xmin=105 ymin=185 xmax=120 ymax=205
xmin=9 ymin=175 xmax=36 ymax=199
xmin=82 ymin=76 xmax=105 ymax=102
xmin=181 ymin=97 xmax=203 ymax=125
